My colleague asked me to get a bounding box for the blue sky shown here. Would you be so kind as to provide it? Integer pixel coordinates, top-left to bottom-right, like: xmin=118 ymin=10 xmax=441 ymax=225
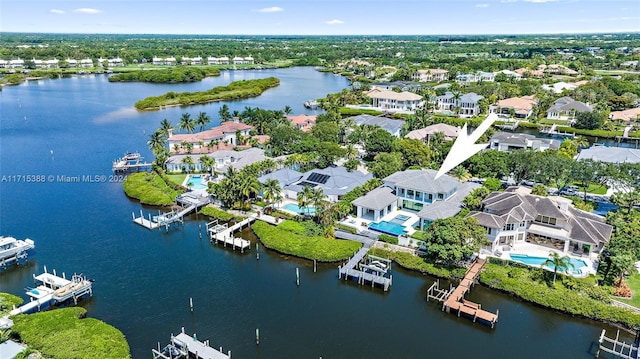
xmin=1 ymin=0 xmax=638 ymax=35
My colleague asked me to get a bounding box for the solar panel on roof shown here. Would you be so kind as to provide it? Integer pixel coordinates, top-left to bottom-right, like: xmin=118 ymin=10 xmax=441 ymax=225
xmin=307 ymin=172 xmax=330 ymax=184
xmin=297 ymin=181 xmax=318 ymax=188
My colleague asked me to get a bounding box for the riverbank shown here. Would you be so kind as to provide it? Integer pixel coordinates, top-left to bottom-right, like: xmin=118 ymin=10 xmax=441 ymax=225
xmin=107 ymin=67 xmax=220 ymax=83
xmin=252 ymin=220 xmax=361 ymax=262
xmin=134 ymin=77 xmax=280 ymax=110
xmin=369 ymin=247 xmax=640 ymax=330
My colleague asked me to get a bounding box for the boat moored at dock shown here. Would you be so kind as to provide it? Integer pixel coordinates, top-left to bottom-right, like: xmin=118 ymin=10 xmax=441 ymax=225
xmin=0 ymin=236 xmax=35 ymax=267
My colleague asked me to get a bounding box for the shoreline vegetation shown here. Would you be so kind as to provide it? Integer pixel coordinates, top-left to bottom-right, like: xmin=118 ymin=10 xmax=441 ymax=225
xmin=107 ymin=66 xmax=220 ymax=83
xmin=10 ymin=306 xmax=131 ymax=359
xmin=134 ymin=77 xmax=280 ymax=110
xmin=122 ymin=171 xmax=185 ymax=206
xmin=252 ymin=220 xmax=361 ymax=262
xmin=370 ymin=248 xmax=640 ymax=330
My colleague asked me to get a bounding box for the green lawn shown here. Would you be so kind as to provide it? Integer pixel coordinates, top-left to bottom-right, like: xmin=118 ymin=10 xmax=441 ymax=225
xmin=252 ymin=221 xmax=361 ymax=262
xmin=619 ymin=273 xmax=640 ymax=308
xmin=166 ymin=174 xmax=187 ymax=186
xmin=0 ymin=293 xmax=23 ymax=316
xmin=571 ymin=182 xmax=608 ymax=195
xmin=11 ymin=307 xmax=131 ymax=359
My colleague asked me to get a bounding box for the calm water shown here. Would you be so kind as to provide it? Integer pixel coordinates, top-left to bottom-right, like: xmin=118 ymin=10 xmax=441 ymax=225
xmin=0 ymin=67 xmax=633 ymax=358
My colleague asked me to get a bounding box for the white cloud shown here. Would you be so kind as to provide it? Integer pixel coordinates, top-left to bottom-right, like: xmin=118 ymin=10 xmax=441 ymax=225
xmin=500 ymin=0 xmax=519 ymax=3
xmin=73 ymin=8 xmax=103 ymax=14
xmin=523 ymin=0 xmax=558 ymax=3
xmin=49 ymin=9 xmax=65 ymax=14
xmin=258 ymin=6 xmax=283 ymax=13
xmin=325 ymin=19 xmax=344 ymax=25
xmin=476 ymin=3 xmax=489 ymax=7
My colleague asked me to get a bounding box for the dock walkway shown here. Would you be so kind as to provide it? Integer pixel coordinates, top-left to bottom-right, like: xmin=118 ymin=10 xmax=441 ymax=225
xmin=338 ymin=239 xmax=392 ymax=291
xmin=152 ymin=327 xmax=231 ymax=359
xmin=427 ymin=258 xmax=499 ymax=328
xmin=112 ymin=152 xmax=152 ymax=173
xmin=597 ymin=329 xmax=639 ymax=359
xmin=133 ymin=193 xmax=212 ymax=230
xmin=206 ymin=217 xmax=254 ymax=252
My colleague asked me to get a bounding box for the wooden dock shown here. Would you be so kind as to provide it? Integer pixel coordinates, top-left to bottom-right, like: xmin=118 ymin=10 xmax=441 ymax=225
xmin=496 ymin=120 xmax=520 ymax=131
xmin=132 ymin=193 xmax=212 ymax=230
xmin=206 ymin=219 xmax=252 ymax=252
xmin=112 ymin=152 xmax=152 ymax=173
xmin=338 ymin=244 xmax=392 ymax=291
xmin=427 ymin=258 xmax=499 ymax=328
xmin=539 ymin=123 xmax=575 ymax=138
xmin=597 ymin=329 xmax=639 ymax=359
xmin=152 ymin=327 xmax=231 ymax=359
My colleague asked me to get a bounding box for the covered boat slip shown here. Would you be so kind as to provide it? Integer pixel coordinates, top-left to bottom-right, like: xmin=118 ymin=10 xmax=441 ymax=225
xmin=152 ymin=328 xmax=231 ymax=359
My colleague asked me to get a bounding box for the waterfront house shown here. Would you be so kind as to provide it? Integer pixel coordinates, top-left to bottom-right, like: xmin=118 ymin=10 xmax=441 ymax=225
xmin=489 ymin=96 xmax=538 ymax=118
xmin=468 ymin=186 xmax=612 ymax=257
xmin=609 ymin=107 xmax=640 ymax=122
xmin=351 ymin=169 xmax=478 ymax=229
xmin=207 ymin=56 xmax=230 ymax=65
xmin=546 ymin=96 xmax=592 ymax=120
xmin=167 ymin=120 xmax=254 ymax=152
xmin=405 ymin=123 xmax=461 ymax=142
xmin=412 ymin=69 xmax=449 ymax=82
xmin=257 ymin=168 xmax=304 ymax=200
xmin=346 ymin=114 xmax=405 ymax=138
xmin=80 ymin=58 xmax=93 ymax=68
xmin=152 ymin=57 xmax=176 ymax=66
xmin=282 ymin=166 xmax=373 ymax=203
xmin=370 ymin=81 xmax=423 ymax=92
xmin=8 ymin=59 xmax=24 ymax=69
xmin=455 ymin=71 xmax=495 ymax=84
xmin=490 ymin=132 xmax=560 ymax=152
xmin=286 ymin=114 xmax=316 ymax=132
xmin=165 ymin=147 xmax=266 ymax=173
xmin=107 ymin=57 xmax=124 ymax=67
xmin=364 ymin=88 xmax=424 ymax=113
xmin=182 ymin=56 xmax=203 ymax=65
xmin=0 ymin=60 xmax=7 ymax=68
xmin=437 ymin=92 xmax=484 ymax=117
xmin=576 ymin=146 xmax=640 ymax=164
xmin=32 ymin=59 xmax=44 ymax=68
xmin=65 ymin=59 xmax=78 ymax=67
xmin=233 ymin=56 xmax=254 ymax=65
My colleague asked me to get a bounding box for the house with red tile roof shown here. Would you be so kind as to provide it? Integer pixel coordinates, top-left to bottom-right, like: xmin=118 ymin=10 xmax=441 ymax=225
xmin=167 ymin=120 xmax=254 ymax=153
xmin=286 ymin=114 xmax=316 ymax=132
xmin=489 ymin=96 xmax=538 ymax=118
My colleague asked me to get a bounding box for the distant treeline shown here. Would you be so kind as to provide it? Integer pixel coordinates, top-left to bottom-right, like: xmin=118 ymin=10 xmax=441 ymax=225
xmin=134 ymin=77 xmax=280 ymax=110
xmin=108 ymin=66 xmax=219 ymax=83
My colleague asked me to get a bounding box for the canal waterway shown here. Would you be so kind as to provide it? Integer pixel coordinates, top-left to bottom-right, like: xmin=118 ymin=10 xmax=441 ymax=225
xmin=0 ymin=67 xmax=633 ymax=358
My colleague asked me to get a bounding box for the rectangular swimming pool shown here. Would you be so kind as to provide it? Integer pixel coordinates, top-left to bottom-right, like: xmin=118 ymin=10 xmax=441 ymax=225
xmin=508 ymin=253 xmax=587 ymax=275
xmin=282 ymin=203 xmax=316 ymax=215
xmin=369 ymin=221 xmax=407 ymax=236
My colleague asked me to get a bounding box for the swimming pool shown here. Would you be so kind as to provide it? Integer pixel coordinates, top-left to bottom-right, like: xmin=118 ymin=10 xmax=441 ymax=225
xmin=283 ymin=203 xmax=316 ymax=215
xmin=369 ymin=221 xmax=407 ymax=236
xmin=184 ymin=175 xmax=208 ymax=190
xmin=509 ymin=253 xmax=587 ymax=275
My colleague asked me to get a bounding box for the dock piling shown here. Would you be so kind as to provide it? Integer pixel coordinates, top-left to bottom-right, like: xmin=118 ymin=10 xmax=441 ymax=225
xmin=314 ymin=259 xmax=317 ymax=273
xmin=190 ymin=297 xmax=193 ymax=312
xmin=256 ymin=328 xmax=259 ymax=345
xmin=296 ymin=268 xmax=300 ymax=286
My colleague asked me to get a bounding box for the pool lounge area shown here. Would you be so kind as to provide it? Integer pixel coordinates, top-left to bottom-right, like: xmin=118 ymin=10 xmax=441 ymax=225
xmin=282 ymin=203 xmax=316 ymax=216
xmin=509 ymin=253 xmax=588 ymax=275
xmin=368 ymin=220 xmax=408 ymax=236
xmin=183 ymin=174 xmax=209 ymax=191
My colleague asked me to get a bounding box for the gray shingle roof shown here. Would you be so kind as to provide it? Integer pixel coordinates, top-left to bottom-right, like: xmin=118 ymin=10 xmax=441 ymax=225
xmin=576 ymin=146 xmax=640 ymax=164
xmin=417 ymin=182 xmax=480 ymax=221
xmin=286 ymin=166 xmax=373 ymax=196
xmin=258 ymin=168 xmax=303 ymax=187
xmin=347 ymin=114 xmax=405 ymax=136
xmin=351 ymin=187 xmax=397 ymax=210
xmin=547 ymin=96 xmax=592 ymax=113
xmin=383 ymin=169 xmax=459 ymax=194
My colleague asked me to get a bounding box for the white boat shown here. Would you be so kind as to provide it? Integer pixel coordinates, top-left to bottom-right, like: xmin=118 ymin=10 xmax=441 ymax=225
xmin=0 ymin=236 xmax=35 ymax=263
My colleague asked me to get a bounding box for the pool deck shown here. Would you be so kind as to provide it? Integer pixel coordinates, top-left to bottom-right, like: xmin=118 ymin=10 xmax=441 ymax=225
xmin=486 ymin=242 xmax=597 ymax=277
xmin=340 ymin=210 xmax=419 ymax=237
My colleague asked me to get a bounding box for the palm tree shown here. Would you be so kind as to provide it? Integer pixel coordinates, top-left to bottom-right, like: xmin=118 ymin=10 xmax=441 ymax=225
xmin=181 ymin=156 xmax=194 ymax=173
xmin=310 ymin=187 xmax=326 ymax=216
xmin=452 ymin=166 xmax=471 ymax=182
xmin=178 ymin=113 xmax=196 ymax=133
xmin=542 ymin=252 xmax=574 ymax=284
xmin=219 ymin=104 xmax=232 ymax=122
xmin=297 ymin=186 xmax=314 ymax=215
xmin=159 ymin=118 xmax=174 ymax=138
xmin=345 ymin=144 xmax=359 ymax=160
xmin=262 ymin=179 xmax=282 ymax=205
xmin=196 ymin=111 xmax=211 ymax=132
xmin=283 ymin=105 xmax=293 ymax=115
xmin=239 ymin=174 xmax=261 ymax=210
xmin=147 ymin=130 xmax=166 ymax=154
xmin=199 ymin=154 xmax=215 ymax=175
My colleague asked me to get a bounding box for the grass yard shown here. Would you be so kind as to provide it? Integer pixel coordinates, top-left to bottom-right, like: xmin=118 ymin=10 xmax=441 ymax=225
xmin=0 ymin=293 xmax=23 ymax=316
xmin=166 ymin=174 xmax=187 ymax=186
xmin=619 ymin=273 xmax=640 ymax=308
xmin=571 ymin=182 xmax=608 ymax=195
